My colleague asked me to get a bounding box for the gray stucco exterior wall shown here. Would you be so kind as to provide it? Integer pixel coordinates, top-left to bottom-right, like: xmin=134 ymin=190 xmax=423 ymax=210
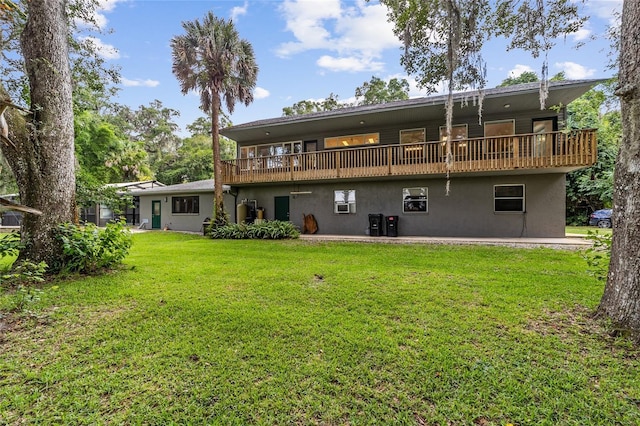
xmin=137 ymin=192 xmax=234 ymax=233
xmin=232 ymin=173 xmax=566 ymax=238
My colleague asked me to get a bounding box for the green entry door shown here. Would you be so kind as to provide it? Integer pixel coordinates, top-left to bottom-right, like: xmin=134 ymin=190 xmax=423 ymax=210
xmin=152 ymin=200 xmax=162 ymax=229
xmin=274 ymin=196 xmax=290 ymax=221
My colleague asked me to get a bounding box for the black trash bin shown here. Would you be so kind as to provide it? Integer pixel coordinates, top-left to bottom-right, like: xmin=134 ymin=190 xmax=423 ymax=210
xmin=368 ymin=214 xmax=384 ymax=236
xmin=386 ymin=215 xmax=399 ymax=237
xmin=202 ymin=217 xmax=211 ymax=236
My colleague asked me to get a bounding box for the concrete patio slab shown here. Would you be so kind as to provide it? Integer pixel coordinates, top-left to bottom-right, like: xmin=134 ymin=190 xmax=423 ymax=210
xmin=298 ymin=234 xmax=591 ymax=250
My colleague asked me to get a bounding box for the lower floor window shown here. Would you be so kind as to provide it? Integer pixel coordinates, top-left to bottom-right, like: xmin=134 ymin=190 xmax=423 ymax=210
xmin=334 ymin=190 xmax=356 ymax=214
xmin=494 ymin=184 xmax=524 ymax=212
xmin=403 ymin=187 xmax=428 ymax=213
xmin=172 ymin=196 xmax=199 ymax=214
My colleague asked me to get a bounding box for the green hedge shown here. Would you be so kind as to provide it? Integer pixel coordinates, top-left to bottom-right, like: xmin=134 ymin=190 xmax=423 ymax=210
xmin=0 ymin=232 xmax=21 ymax=259
xmin=209 ymin=220 xmax=300 ymax=240
xmin=54 ymin=220 xmax=132 ymax=274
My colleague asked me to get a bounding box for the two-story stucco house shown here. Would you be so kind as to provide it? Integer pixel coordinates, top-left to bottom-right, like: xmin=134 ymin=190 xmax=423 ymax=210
xmin=187 ymin=80 xmax=600 ymax=238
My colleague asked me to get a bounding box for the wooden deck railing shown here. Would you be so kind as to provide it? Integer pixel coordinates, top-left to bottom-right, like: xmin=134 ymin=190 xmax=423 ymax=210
xmin=221 ymin=129 xmax=597 ymax=185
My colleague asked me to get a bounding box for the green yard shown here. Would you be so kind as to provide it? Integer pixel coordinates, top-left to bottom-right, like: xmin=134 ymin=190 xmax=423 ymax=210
xmin=566 ymin=225 xmax=613 ymax=236
xmin=1 ymin=232 xmax=638 ymax=424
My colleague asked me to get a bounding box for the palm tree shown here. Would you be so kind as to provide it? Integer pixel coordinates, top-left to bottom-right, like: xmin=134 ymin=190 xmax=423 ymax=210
xmin=171 ymin=12 xmax=258 ymax=225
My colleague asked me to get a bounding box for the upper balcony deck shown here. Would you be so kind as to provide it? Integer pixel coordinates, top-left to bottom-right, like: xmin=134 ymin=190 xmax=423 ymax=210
xmin=221 ymin=129 xmax=597 ymax=185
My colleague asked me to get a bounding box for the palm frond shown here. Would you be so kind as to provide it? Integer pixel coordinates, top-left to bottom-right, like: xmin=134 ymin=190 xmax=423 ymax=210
xmin=170 ymin=12 xmax=258 ymax=115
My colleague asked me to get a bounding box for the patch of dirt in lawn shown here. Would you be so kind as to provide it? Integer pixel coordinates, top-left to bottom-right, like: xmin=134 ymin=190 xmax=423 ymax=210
xmin=0 ymin=316 xmax=12 ymax=340
xmin=0 ymin=304 xmax=134 ymax=352
xmin=527 ymin=305 xmax=601 ymax=337
xmin=526 ymin=305 xmax=640 ymax=355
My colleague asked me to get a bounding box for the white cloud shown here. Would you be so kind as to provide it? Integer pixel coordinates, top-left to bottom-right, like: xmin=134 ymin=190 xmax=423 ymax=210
xmin=96 ymin=0 xmax=122 ymax=13
xmin=571 ymin=25 xmax=592 ymax=42
xmin=80 ymin=36 xmax=120 ymax=60
xmin=508 ymin=64 xmax=535 ymax=78
xmin=555 ymin=61 xmax=596 ymax=79
xmin=254 ymin=87 xmax=270 ymax=99
xmin=121 ymin=78 xmax=160 ymax=88
xmin=585 ymin=0 xmax=623 ymax=25
xmin=317 ymin=55 xmax=384 ymax=73
xmin=77 ymin=0 xmax=127 ymax=30
xmin=231 ymin=1 xmax=249 ymax=21
xmin=332 ymin=2 xmax=400 ymax=55
xmin=276 ymin=0 xmax=400 ymax=73
xmin=276 ymin=0 xmax=342 ymax=57
xmin=341 ymin=95 xmax=358 ymax=105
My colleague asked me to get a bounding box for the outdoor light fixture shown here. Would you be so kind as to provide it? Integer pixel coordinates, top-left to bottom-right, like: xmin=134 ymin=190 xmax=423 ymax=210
xmin=265 ymin=131 xmax=270 ymax=136
xmin=359 ymin=120 xmax=365 ymax=124
xmin=504 ymin=104 xmax=511 ymax=109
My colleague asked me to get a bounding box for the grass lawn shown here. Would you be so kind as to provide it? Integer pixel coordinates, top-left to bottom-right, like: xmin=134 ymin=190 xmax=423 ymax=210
xmin=1 ymin=232 xmax=638 ymax=424
xmin=566 ymin=225 xmax=612 ymax=236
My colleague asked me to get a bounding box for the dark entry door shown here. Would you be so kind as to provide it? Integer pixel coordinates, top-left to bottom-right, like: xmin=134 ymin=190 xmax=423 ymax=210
xmin=152 ymin=200 xmax=162 ymax=229
xmin=274 ymin=196 xmax=290 ymax=221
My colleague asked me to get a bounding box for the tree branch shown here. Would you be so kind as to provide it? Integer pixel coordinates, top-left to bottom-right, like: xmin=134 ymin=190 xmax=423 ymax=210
xmin=614 ymin=84 xmax=637 ymax=101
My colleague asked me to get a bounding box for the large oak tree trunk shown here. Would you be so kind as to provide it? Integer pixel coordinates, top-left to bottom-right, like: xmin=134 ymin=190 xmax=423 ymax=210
xmin=597 ymin=0 xmax=640 ymax=340
xmin=0 ymin=0 xmax=75 ymax=266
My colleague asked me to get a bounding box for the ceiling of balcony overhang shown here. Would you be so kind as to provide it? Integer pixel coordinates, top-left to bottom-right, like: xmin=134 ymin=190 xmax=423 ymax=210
xmin=220 ymin=79 xmax=603 ymax=143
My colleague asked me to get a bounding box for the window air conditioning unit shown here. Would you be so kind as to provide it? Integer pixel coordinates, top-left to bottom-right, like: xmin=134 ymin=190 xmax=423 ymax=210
xmin=336 ymin=203 xmax=350 ymax=214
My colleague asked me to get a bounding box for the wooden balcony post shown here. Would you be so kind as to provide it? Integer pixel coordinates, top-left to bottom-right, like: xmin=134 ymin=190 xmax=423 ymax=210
xmin=290 ymin=155 xmax=294 ymax=182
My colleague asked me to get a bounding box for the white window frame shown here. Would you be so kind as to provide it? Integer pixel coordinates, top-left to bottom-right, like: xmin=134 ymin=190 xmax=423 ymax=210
xmin=334 ymin=190 xmax=356 ymax=214
xmin=402 ymin=187 xmax=428 ymax=213
xmin=239 ymin=141 xmax=302 ymax=169
xmin=240 ymin=141 xmax=302 ymax=158
xmin=494 ymin=184 xmax=525 ymax=213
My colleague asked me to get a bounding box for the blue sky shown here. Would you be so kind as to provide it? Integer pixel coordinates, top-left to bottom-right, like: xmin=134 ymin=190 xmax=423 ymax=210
xmin=86 ymin=0 xmax=621 ymax=136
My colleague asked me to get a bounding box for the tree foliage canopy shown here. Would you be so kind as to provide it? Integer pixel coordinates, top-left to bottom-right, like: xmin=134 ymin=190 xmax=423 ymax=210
xmin=155 ymin=116 xmax=236 ymax=185
xmin=355 ymin=76 xmax=409 ymax=105
xmin=497 ymin=71 xmax=540 ymax=87
xmin=282 ymin=76 xmax=410 ymax=116
xmin=565 ymin=83 xmax=620 ymax=222
xmin=380 ymin=0 xmax=490 ymax=94
xmin=282 ymin=93 xmax=345 ymax=116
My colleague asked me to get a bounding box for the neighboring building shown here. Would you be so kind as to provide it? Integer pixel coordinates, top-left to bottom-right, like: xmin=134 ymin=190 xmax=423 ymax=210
xmin=218 ymin=80 xmax=601 ymax=238
xmin=0 ymin=194 xmax=21 ymax=227
xmin=80 ymin=180 xmax=165 ymax=227
xmin=131 ymin=179 xmax=234 ymax=233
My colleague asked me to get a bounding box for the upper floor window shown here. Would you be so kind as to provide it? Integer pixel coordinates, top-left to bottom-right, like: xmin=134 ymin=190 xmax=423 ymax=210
xmin=400 ymin=128 xmax=425 ymax=144
xmin=325 ymin=133 xmax=379 ymax=148
xmin=439 ymin=124 xmax=468 ymax=141
xmin=240 ymin=141 xmax=302 ymax=159
xmin=484 ymin=119 xmax=515 ymax=137
xmin=172 ymin=196 xmax=199 ymax=214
